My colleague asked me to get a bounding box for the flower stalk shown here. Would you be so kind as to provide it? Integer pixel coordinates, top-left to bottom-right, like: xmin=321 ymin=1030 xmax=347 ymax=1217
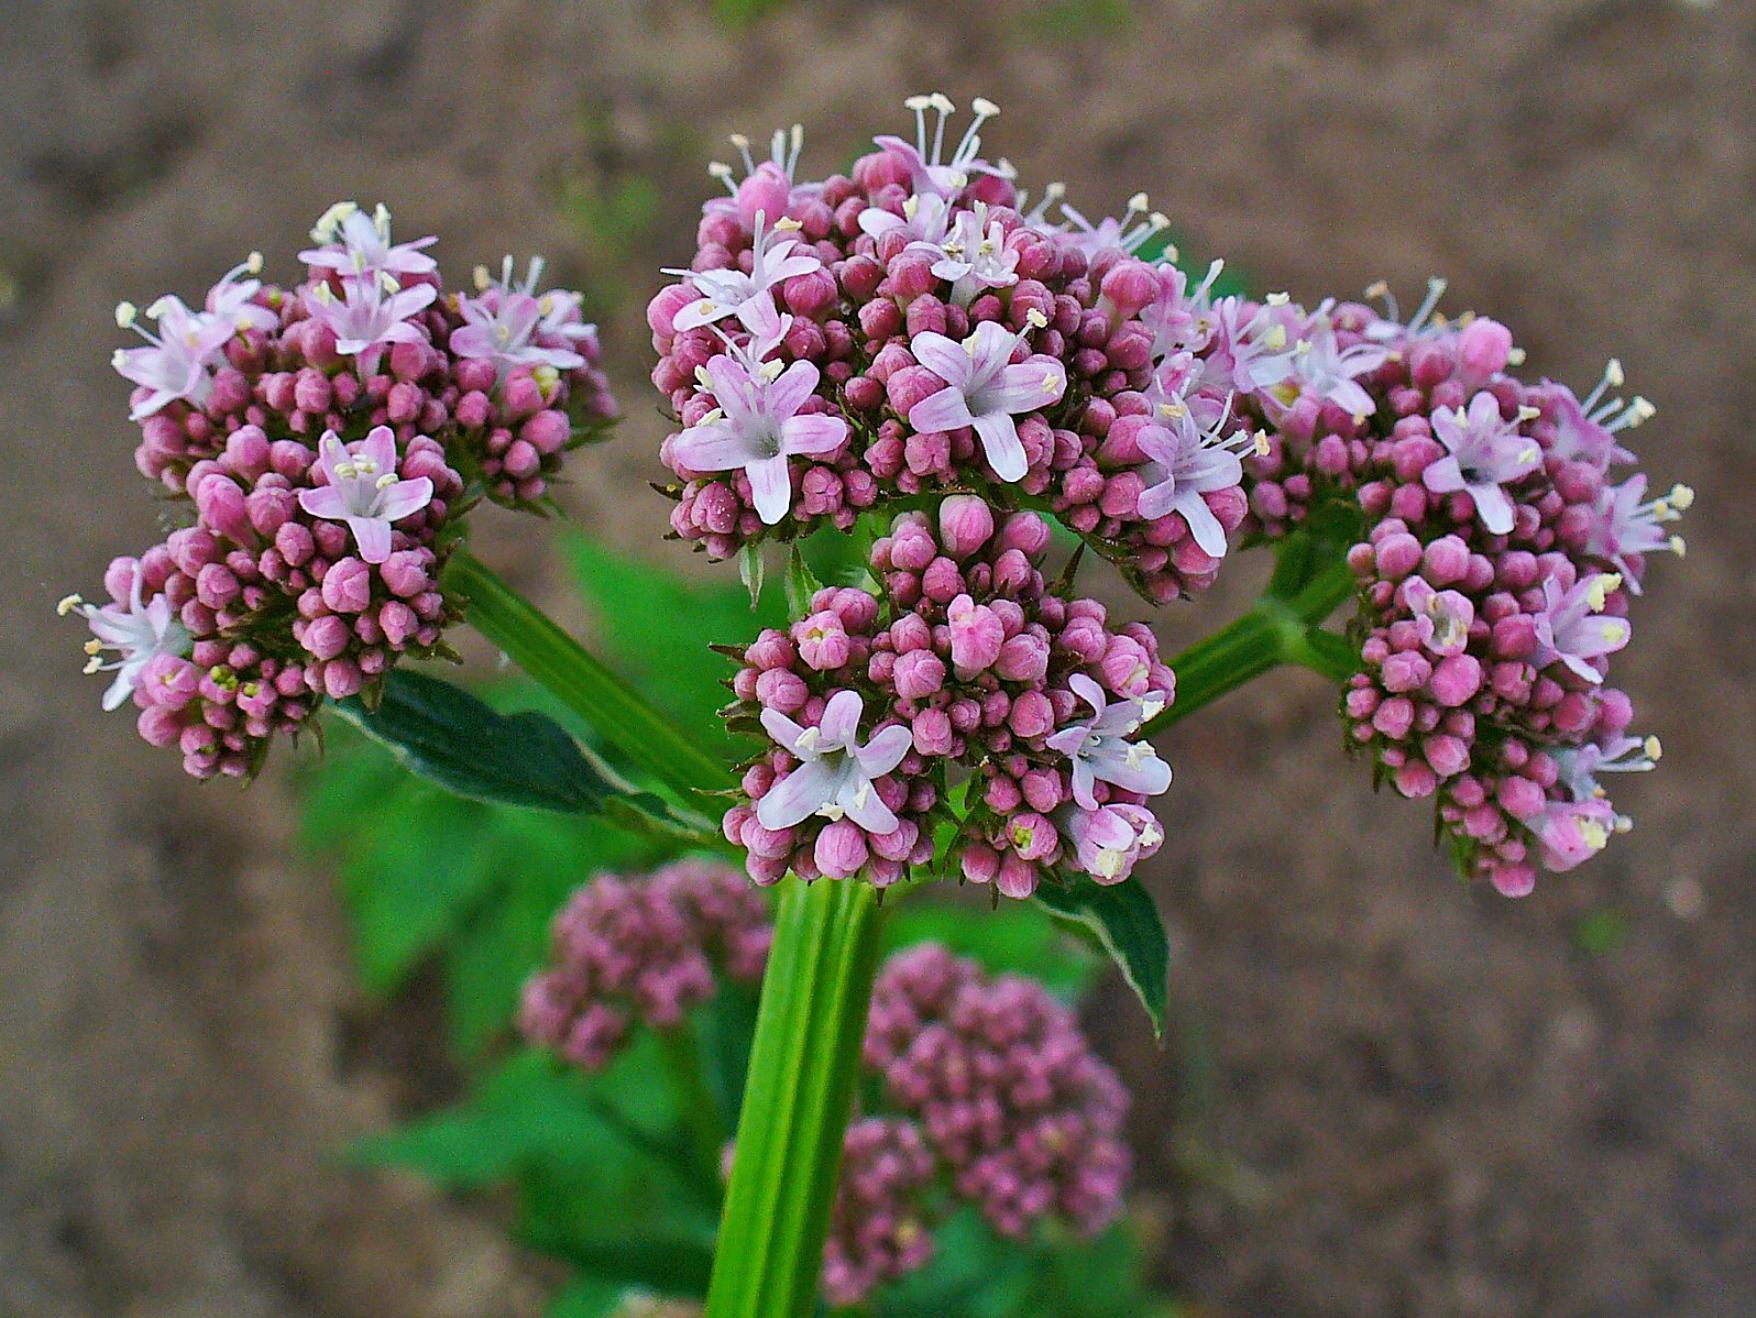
xmin=1144 ymin=546 xmax=1357 ymax=735
xmin=442 ymin=548 xmax=734 ymax=802
xmin=705 ymin=876 xmax=886 ymax=1318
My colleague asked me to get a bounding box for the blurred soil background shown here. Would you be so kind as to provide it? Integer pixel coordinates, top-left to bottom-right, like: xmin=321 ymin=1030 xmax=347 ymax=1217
xmin=2 ymin=1 xmax=1753 ymax=1314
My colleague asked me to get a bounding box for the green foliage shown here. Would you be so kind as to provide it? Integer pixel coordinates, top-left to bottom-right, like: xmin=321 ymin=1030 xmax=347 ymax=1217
xmin=299 ymin=695 xmax=667 ymax=1057
xmin=881 ymin=893 xmax=1101 ymax=1000
xmin=333 ymin=668 xmax=628 ymax=815
xmin=564 ymin=533 xmax=785 ymax=764
xmin=882 ymin=1209 xmax=1182 ymax=1318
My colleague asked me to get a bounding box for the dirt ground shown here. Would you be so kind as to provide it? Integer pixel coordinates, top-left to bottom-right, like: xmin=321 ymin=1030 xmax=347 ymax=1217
xmin=3 ymin=2 xmax=1753 ymax=1315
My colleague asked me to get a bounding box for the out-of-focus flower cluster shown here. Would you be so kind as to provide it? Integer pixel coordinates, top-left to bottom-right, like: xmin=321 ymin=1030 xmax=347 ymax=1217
xmin=64 ymin=203 xmax=617 ymax=777
xmin=1236 ymin=281 xmax=1686 ymax=894
xmin=650 ymin=95 xmax=1282 ymax=603
xmin=518 ymin=859 xmax=772 ymax=1069
xmin=718 ymin=497 xmax=1173 ymax=899
xmin=519 ymin=866 xmax=1130 ymax=1308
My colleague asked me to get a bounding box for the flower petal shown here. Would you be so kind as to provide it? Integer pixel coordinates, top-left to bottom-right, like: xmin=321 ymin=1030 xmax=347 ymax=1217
xmin=746 ymin=455 xmax=793 ymax=525
xmin=972 ymin=412 xmax=1028 ymax=482
xmin=756 ymin=759 xmax=843 ymax=830
xmin=840 ymin=781 xmax=899 ymax=835
xmin=1178 ymin=488 xmax=1230 ymax=558
xmin=780 ymin=413 xmax=848 ymax=459
xmin=908 ymin=331 xmax=972 ymax=387
xmin=378 ymin=476 xmax=434 ymax=522
xmin=672 ymin=420 xmax=762 ymax=474
xmin=819 ymin=690 xmax=865 ymax=749
xmin=855 ymin=724 xmax=913 ymax=780
xmin=907 ymin=386 xmax=977 ymax=435
xmin=346 ymin=516 xmax=393 ymax=564
xmin=765 ymin=359 xmax=821 ymax=422
xmin=985 ymin=358 xmax=1066 ymax=414
xmin=361 ymin=426 xmax=398 ymax=475
xmin=298 ymin=485 xmax=350 ymax=520
xmin=759 ymin=708 xmax=812 ymax=757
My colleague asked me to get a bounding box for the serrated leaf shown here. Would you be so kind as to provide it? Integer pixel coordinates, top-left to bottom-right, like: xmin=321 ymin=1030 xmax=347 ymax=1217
xmin=1033 ymin=878 xmax=1169 ymax=1036
xmin=333 ymin=669 xmax=618 ymax=814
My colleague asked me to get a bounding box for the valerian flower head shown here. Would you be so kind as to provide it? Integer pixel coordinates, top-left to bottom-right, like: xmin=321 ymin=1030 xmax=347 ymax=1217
xmin=1062 ymin=802 xmax=1165 ymax=884
xmin=59 ymin=567 xmax=192 ymax=711
xmin=1587 ymin=475 xmax=1690 ymax=589
xmin=756 ymin=690 xmax=914 ymax=833
xmin=1423 ymin=391 xmax=1543 ymax=534
xmin=922 ymin=200 xmax=1020 ymax=306
xmin=906 ymin=315 xmax=1066 ymax=483
xmin=299 ymin=201 xmax=438 ymax=279
xmin=204 ymin=253 xmax=279 ymax=333
xmin=1056 ymin=191 xmax=1170 ymax=259
xmin=111 ymin=296 xmax=234 ymax=420
xmin=297 ymin=427 xmax=435 ymax=564
xmin=1135 ymin=394 xmax=1266 ymax=558
xmin=1045 ymin=674 xmax=1172 ymax=811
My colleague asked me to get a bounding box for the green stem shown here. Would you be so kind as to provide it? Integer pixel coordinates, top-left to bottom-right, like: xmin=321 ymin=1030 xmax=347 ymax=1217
xmin=1144 ymin=555 xmax=1357 ymax=735
xmin=706 ymin=877 xmax=886 ymax=1318
xmin=444 ymin=548 xmax=734 ymax=802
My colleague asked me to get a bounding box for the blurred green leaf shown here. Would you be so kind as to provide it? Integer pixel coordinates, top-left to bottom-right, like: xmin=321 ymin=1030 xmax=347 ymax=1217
xmin=564 ymin=533 xmax=784 ymax=762
xmin=1034 ymin=878 xmax=1169 ymax=1036
xmin=880 ymin=896 xmax=1100 ymax=999
xmin=544 ymin=1277 xmax=629 ymax=1318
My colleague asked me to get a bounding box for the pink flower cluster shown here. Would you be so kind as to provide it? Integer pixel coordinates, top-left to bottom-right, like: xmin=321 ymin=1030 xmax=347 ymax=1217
xmin=649 ymin=95 xmax=1269 ymax=602
xmin=821 ymin=1117 xmax=938 ymax=1306
xmin=718 ymin=498 xmax=1174 ymax=898
xmin=65 ymin=204 xmax=617 ymax=777
xmin=864 ymin=945 xmax=1130 ymax=1241
xmin=1240 ymin=284 xmax=1685 ymax=894
xmin=517 ymin=860 xmax=772 ymax=1070
xmin=521 ymin=869 xmax=1131 ymax=1306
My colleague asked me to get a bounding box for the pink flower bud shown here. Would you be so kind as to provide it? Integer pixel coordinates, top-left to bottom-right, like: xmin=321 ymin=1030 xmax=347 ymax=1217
xmin=815 ymin=819 xmax=870 ymax=880
xmin=320 ymin=558 xmax=373 ymax=614
xmin=937 ymin=496 xmax=996 ymax=560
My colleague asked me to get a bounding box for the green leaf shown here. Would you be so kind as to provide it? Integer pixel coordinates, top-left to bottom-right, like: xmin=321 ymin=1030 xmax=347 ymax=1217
xmin=1033 ymin=878 xmax=1169 ymax=1036
xmin=783 ymin=544 xmax=825 ymax=618
xmin=738 ymin=542 xmax=766 ymax=609
xmin=333 ymin=668 xmax=618 ymax=815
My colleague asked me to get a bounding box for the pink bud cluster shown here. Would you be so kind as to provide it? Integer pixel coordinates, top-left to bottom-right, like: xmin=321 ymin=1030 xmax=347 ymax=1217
xmin=862 ymin=944 xmax=1131 ymax=1245
xmin=648 ymin=96 xmax=1261 ymax=603
xmin=517 ymin=860 xmax=771 ymax=1070
xmin=1242 ymin=287 xmax=1684 ymax=894
xmin=69 ymin=204 xmax=618 ymax=777
xmin=718 ymin=499 xmax=1174 ymax=898
xmin=821 ymin=1117 xmax=938 ymax=1306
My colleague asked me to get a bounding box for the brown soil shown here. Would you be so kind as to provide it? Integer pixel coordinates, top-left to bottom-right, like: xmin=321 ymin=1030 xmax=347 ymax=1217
xmin=3 ymin=2 xmax=1752 ymax=1314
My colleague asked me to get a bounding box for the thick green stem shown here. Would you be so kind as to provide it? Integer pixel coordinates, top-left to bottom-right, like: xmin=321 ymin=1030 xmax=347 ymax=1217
xmin=706 ymin=877 xmax=886 ymax=1318
xmin=1144 ymin=556 xmax=1357 ymax=735
xmin=444 ymin=548 xmax=733 ymax=801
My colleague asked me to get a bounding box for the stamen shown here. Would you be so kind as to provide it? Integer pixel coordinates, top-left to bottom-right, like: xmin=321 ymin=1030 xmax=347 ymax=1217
xmin=115 ymin=301 xmax=138 ymax=328
xmin=56 ymin=593 xmax=84 ymax=615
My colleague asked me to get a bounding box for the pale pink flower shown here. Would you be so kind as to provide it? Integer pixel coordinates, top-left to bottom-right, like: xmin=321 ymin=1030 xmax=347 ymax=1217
xmin=297 ymin=427 xmax=434 ymax=564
